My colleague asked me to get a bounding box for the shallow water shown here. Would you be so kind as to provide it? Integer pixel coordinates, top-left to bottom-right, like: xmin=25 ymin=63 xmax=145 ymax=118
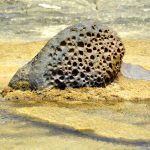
xmin=0 ymin=0 xmax=149 ymax=42
xmin=0 ymin=98 xmax=150 ymax=150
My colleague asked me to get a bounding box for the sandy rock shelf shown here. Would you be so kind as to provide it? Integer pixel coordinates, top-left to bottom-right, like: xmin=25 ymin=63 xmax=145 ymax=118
xmin=0 ymin=39 xmax=150 ymax=150
xmin=0 ymin=39 xmax=150 ymax=111
xmin=16 ymin=106 xmax=150 ymax=141
xmin=1 ymin=75 xmax=150 ymax=106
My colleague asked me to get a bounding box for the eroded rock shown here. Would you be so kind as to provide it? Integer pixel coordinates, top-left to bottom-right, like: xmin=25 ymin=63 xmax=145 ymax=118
xmin=9 ymin=21 xmax=125 ymax=90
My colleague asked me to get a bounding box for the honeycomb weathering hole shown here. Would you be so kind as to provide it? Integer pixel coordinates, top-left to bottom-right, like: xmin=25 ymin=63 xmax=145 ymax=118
xmin=77 ymin=41 xmax=84 ymax=47
xmin=60 ymin=41 xmax=66 ymax=46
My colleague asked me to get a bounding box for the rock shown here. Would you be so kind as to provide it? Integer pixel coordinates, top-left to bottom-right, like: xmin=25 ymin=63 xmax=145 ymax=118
xmin=8 ymin=21 xmax=125 ymax=90
xmin=121 ymin=62 xmax=150 ymax=81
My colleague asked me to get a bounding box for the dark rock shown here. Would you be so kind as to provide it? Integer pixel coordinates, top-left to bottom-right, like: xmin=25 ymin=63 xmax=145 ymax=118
xmin=9 ymin=21 xmax=125 ymax=90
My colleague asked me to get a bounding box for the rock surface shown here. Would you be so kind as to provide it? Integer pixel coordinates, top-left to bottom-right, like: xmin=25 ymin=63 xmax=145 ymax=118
xmin=16 ymin=106 xmax=150 ymax=140
xmin=2 ymin=101 xmax=149 ymax=150
xmin=8 ymin=21 xmax=125 ymax=90
xmin=1 ymin=88 xmax=150 ymax=149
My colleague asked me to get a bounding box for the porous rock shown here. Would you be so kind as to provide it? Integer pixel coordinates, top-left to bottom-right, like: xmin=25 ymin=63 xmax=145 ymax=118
xmin=9 ymin=21 xmax=125 ymax=90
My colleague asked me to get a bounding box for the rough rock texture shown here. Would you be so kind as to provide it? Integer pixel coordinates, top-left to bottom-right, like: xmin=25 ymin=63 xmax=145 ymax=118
xmin=9 ymin=21 xmax=125 ymax=90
